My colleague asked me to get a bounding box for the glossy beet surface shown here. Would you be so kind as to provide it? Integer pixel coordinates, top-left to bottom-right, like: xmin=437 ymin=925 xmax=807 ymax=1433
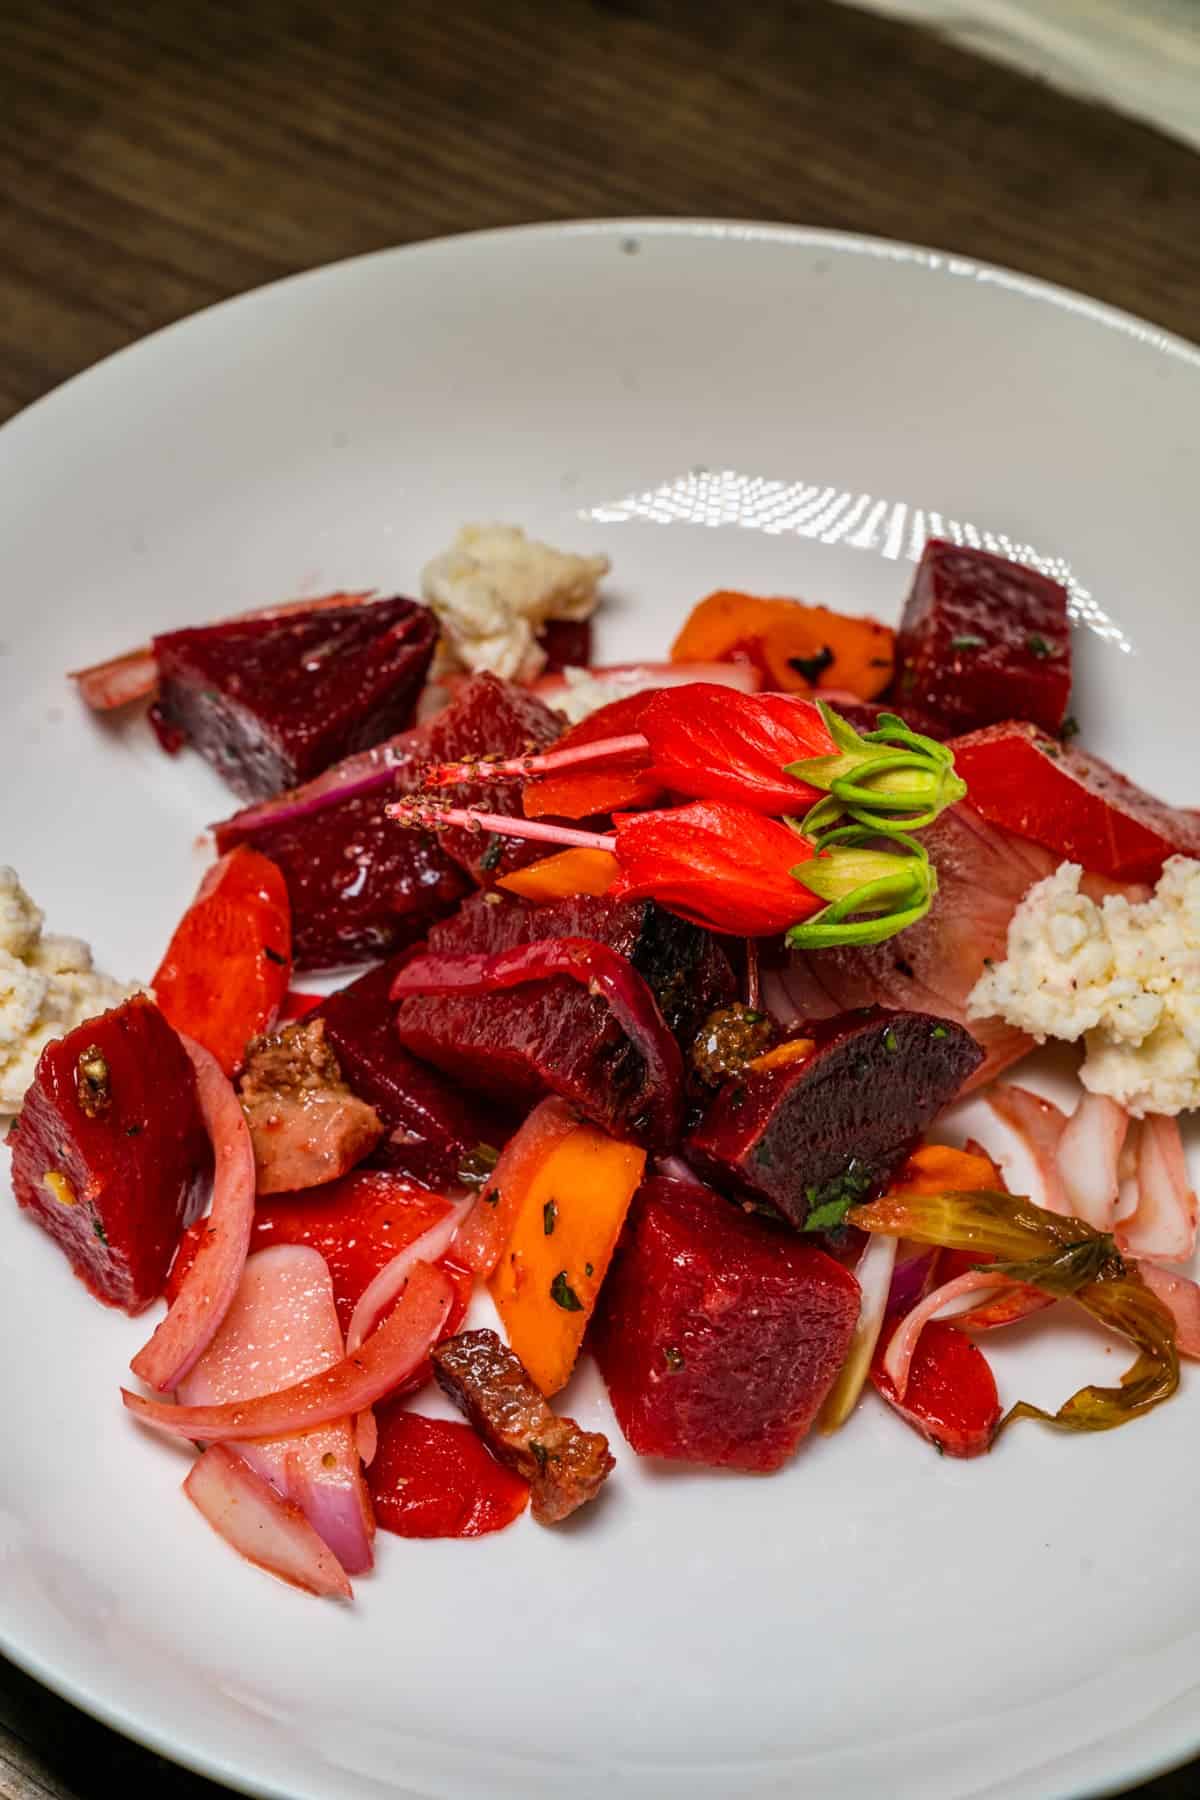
xmin=314 ymin=957 xmax=505 ymax=1186
xmin=686 ymin=1008 xmax=983 ymax=1229
xmin=422 ymin=673 xmax=562 ymax=881
xmin=7 ymin=997 xmax=210 ymax=1312
xmin=951 ymin=720 xmax=1200 ymax=883
xmin=395 ymin=892 xmax=734 ymax=1147
xmin=894 ymin=540 xmax=1071 ymax=735
xmin=593 ymin=1177 xmax=860 ymax=1470
xmin=153 ymin=597 xmax=438 ymax=800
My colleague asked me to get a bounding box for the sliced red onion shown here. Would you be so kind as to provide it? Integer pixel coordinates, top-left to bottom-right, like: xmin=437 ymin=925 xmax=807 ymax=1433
xmin=124 ymin=1259 xmax=453 ymax=1440
xmin=1056 ymin=1091 xmax=1129 ymax=1231
xmin=654 ymin=1154 xmax=704 ymax=1186
xmin=346 ymin=1194 xmax=475 ymax=1353
xmin=1119 ymin=1114 xmax=1198 ymax=1264
xmin=129 ymin=1035 xmax=255 ymax=1392
xmin=884 ymin=1246 xmax=938 ymax=1322
xmin=184 ymin=1445 xmax=352 ymax=1600
xmin=178 ymin=1244 xmax=375 ymax=1575
xmin=821 ymin=1233 xmax=899 ymax=1432
xmin=985 ymin=1083 xmax=1070 ymax=1215
xmin=1136 ymin=1262 xmax=1200 ymax=1358
xmin=391 ymin=937 xmax=684 ymax=1146
xmin=215 ymin=733 xmax=423 ymax=840
xmin=882 ymin=1269 xmax=1016 ymax=1400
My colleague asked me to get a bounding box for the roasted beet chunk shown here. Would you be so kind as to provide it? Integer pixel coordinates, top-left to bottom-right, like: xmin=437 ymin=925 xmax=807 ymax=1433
xmin=314 ymin=957 xmax=505 ymax=1187
xmin=420 ymin=673 xmax=562 ymax=881
xmin=894 ymin=540 xmax=1071 ymax=735
xmin=593 ymin=1177 xmax=860 ymax=1470
xmin=395 ymin=892 xmax=734 ymax=1147
xmin=238 ymin=1016 xmax=383 ymax=1194
xmin=6 ymin=996 xmax=210 ymax=1312
xmin=215 ymin=734 xmax=469 ymax=972
xmin=153 ymin=596 xmax=437 ymax=801
xmin=686 ymin=1009 xmax=982 ymax=1229
xmin=433 ymin=1328 xmax=614 ymax=1523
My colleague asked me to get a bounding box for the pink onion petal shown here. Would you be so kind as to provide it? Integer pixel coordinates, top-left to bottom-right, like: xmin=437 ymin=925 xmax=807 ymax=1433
xmin=883 ymin=1270 xmax=1016 ymax=1400
xmin=124 ymin=1259 xmax=453 ymax=1440
xmin=346 ymin=1193 xmax=475 ymax=1354
xmin=1056 ymin=1091 xmax=1129 ymax=1231
xmin=355 ymin=1412 xmax=379 ymax=1467
xmin=179 ymin=1245 xmax=374 ymax=1575
xmin=821 ymin=1234 xmax=899 ymax=1432
xmin=184 ymin=1444 xmax=352 ymax=1600
xmin=654 ymin=1154 xmax=704 ymax=1186
xmin=985 ymin=1083 xmax=1070 ymax=1215
xmin=130 ymin=1035 xmax=255 ymax=1392
xmin=1136 ymin=1262 xmax=1200 ymax=1358
xmin=1119 ymin=1114 xmax=1198 ymax=1264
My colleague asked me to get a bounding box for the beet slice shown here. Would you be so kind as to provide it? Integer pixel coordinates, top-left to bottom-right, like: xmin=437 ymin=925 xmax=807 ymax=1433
xmin=6 ymin=996 xmax=210 ymax=1312
xmin=313 ymin=957 xmax=506 ymax=1187
xmin=153 ymin=596 xmax=437 ymax=801
xmin=421 ymin=673 xmax=562 ymax=881
xmin=538 ymin=617 xmax=592 ymax=675
xmin=593 ymin=1176 xmax=860 ymax=1470
xmin=394 ymin=892 xmax=734 ymax=1148
xmin=951 ymin=721 xmax=1200 ymax=883
xmin=686 ymin=1008 xmax=982 ymax=1229
xmin=893 ymin=540 xmax=1071 ymax=735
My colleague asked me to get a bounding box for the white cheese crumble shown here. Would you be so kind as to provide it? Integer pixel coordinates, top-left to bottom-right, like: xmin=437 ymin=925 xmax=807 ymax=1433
xmin=421 ymin=523 xmax=609 ymax=683
xmin=968 ymin=857 xmax=1200 ymax=1117
xmin=0 ymin=868 xmax=139 ymax=1115
xmin=547 ymin=666 xmax=663 ymax=725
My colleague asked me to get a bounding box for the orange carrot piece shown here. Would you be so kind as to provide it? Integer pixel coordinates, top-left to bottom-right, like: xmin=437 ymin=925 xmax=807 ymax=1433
xmin=670 ymin=590 xmax=895 ymax=700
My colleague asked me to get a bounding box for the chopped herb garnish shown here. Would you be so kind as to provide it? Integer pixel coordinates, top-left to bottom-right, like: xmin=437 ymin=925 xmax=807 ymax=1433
xmin=479 ymin=834 xmax=505 ymax=872
xmin=802 ymin=1160 xmax=876 ymax=1233
xmin=91 ymin=1211 xmax=108 ymax=1245
xmin=543 ymin=1199 xmax=558 ymax=1236
xmin=663 ymin=1345 xmax=685 ymax=1373
xmin=788 ymin=645 xmax=834 ymax=686
xmin=1060 ymin=715 xmax=1080 ymax=741
xmin=529 ymin=1440 xmax=549 ymax=1472
xmin=1026 ymin=633 xmax=1057 ymax=660
xmin=883 ymin=1027 xmax=899 ymax=1054
xmin=950 ymin=634 xmax=985 ymax=651
xmin=263 ymin=946 xmax=286 ymax=965
xmin=550 ymin=1271 xmax=583 ymax=1312
xmin=483 ymin=1187 xmax=500 ymax=1207
xmin=458 ymin=1143 xmax=500 ymax=1187
xmin=75 ymin=1046 xmax=111 ymax=1118
xmin=585 ymin=1262 xmax=594 ymax=1277
xmin=124 ymin=1121 xmax=143 ymax=1136
xmin=931 ymin=1024 xmax=949 ymax=1039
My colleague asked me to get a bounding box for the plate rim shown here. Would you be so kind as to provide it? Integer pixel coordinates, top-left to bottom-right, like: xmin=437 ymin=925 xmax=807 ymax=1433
xmin=3 ymin=214 xmax=1199 ymax=1800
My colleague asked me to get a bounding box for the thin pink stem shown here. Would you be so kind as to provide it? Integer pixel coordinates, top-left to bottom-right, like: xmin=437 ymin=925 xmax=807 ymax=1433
xmin=420 ymin=733 xmax=649 ymax=789
xmin=384 ymin=800 xmax=617 ymax=853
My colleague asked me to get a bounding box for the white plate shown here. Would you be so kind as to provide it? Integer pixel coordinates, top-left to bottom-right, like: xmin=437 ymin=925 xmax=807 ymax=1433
xmin=2 ymin=221 xmax=1199 ymax=1800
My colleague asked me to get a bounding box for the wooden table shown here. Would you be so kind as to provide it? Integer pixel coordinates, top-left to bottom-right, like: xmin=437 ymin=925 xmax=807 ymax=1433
xmin=1 ymin=1 xmax=1198 ymax=1794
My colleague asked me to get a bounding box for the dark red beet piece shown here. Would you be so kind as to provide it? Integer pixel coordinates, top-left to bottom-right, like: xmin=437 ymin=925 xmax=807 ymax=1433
xmin=538 ymin=617 xmax=592 ymax=675
xmin=153 ymin=596 xmax=437 ymax=801
xmin=7 ymin=996 xmax=210 ymax=1313
xmin=395 ymin=891 xmax=734 ymax=1149
xmin=951 ymin=721 xmax=1200 ymax=883
xmin=368 ymin=1409 xmax=529 ymax=1537
xmin=593 ymin=1176 xmax=860 ymax=1470
xmin=421 ymin=673 xmax=562 ymax=881
xmin=314 ymin=957 xmax=506 ymax=1186
xmin=894 ymin=540 xmax=1071 ymax=735
xmin=686 ymin=1008 xmax=982 ymax=1229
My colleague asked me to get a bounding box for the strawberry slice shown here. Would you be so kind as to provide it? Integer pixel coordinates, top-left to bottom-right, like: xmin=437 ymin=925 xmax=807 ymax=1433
xmin=368 ymin=1409 xmax=529 ymax=1537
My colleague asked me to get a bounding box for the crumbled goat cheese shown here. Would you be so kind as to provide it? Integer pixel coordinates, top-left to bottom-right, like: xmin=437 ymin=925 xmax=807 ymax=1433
xmin=421 ymin=523 xmax=609 ymax=683
xmin=968 ymin=857 xmax=1200 ymax=1117
xmin=0 ymin=868 xmax=139 ymax=1114
xmin=548 ymin=667 xmax=662 ymax=725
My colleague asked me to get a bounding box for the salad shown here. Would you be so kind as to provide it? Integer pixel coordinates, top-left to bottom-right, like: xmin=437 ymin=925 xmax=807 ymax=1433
xmin=4 ymin=525 xmax=1198 ymax=1600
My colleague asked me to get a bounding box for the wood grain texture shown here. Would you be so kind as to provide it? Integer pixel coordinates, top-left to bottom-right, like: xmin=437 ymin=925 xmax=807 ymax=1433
xmin=2 ymin=0 xmax=1199 ymax=1795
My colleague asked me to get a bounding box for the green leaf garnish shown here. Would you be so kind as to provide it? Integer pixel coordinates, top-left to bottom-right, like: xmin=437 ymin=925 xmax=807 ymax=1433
xmin=550 ymin=1272 xmax=583 ymax=1312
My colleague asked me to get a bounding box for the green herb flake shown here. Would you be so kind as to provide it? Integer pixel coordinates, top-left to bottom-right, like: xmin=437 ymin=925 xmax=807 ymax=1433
xmin=931 ymin=1024 xmax=949 ymax=1040
xmin=1060 ymin=715 xmax=1080 ymax=741
xmin=950 ymin=634 xmax=985 ymax=651
xmin=1026 ymin=633 xmax=1058 ymax=660
xmin=883 ymin=1027 xmax=899 ymax=1054
xmin=663 ymin=1345 xmax=685 ymax=1373
xmin=479 ymin=834 xmax=505 ymax=872
xmin=543 ymin=1199 xmax=558 ymax=1237
xmin=91 ymin=1210 xmax=108 ymax=1246
xmin=482 ymin=1187 xmax=500 ymax=1208
xmin=528 ymin=1439 xmax=549 ymax=1473
xmin=788 ymin=645 xmax=834 ymax=686
xmin=263 ymin=946 xmax=286 ymax=966
xmin=550 ymin=1271 xmax=583 ymax=1312
xmin=802 ymin=1160 xmax=876 ymax=1234
xmin=585 ymin=1262 xmax=594 ymax=1277
xmin=458 ymin=1143 xmax=501 ymax=1188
